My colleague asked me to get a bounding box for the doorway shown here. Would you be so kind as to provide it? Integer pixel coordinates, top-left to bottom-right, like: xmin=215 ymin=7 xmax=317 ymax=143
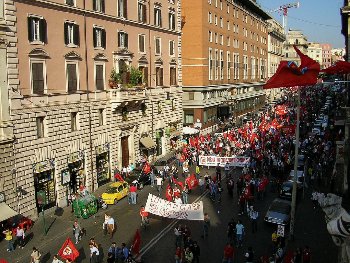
xmin=121 ymin=136 xmax=129 ymax=168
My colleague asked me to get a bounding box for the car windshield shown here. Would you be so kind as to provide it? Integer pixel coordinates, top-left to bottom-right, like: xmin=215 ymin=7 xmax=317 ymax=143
xmin=270 ymin=202 xmax=290 ymax=214
xmin=282 ymin=184 xmax=292 ymax=191
xmin=106 ymin=187 xmax=118 ymax=194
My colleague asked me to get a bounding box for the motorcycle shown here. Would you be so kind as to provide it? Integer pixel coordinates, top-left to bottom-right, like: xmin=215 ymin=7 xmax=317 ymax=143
xmin=98 ymin=196 xmax=107 ymax=209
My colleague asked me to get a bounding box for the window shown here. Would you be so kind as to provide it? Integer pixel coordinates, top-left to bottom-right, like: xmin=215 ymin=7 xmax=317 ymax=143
xmin=138 ymin=34 xmax=145 ymax=53
xmin=27 ymin=16 xmax=47 ymax=43
xmin=227 ymin=4 xmax=229 ymax=13
xmin=170 ymin=67 xmax=177 ymax=86
xmin=93 ymin=0 xmax=105 ymax=13
xmin=209 ymin=31 xmax=212 ymax=42
xmin=214 ymin=15 xmax=217 ymax=26
xmin=118 ymin=31 xmax=128 ymax=48
xmin=36 ymin=117 xmax=45 ymax=138
xmin=184 ymin=110 xmax=194 ymax=124
xmin=154 ymin=6 xmax=162 ymax=27
xmin=220 ymin=50 xmax=224 ymax=79
xmin=156 ymin=67 xmax=163 ymax=86
xmin=95 ymin=64 xmax=105 ymax=90
xmin=209 ymin=48 xmax=213 ymax=80
xmin=227 ymin=51 xmax=231 ymax=80
xmin=71 ymin=112 xmax=78 ymax=131
xmin=227 ymin=36 xmax=230 ymax=46
xmin=64 ymin=22 xmax=80 ymax=46
xmin=208 ymin=12 xmax=212 ymax=23
xmin=243 ymin=55 xmax=248 ymax=80
xmin=31 ymin=61 xmax=46 ymax=95
xmin=138 ymin=1 xmax=147 ymax=23
xmin=234 ymin=53 xmax=239 ymax=80
xmin=93 ymin=27 xmax=106 ymax=49
xmin=66 ymin=0 xmax=75 ymax=6
xmin=227 ymin=21 xmax=230 ymax=30
xmin=215 ymin=49 xmax=218 ymax=80
xmin=214 ymin=33 xmax=218 ymax=44
xmin=98 ymin=109 xmax=105 ymax=126
xmin=169 ymin=40 xmax=175 ymax=56
xmin=169 ymin=12 xmax=175 ymax=30
xmin=220 ymin=35 xmax=223 ymax=45
xmin=251 ymin=57 xmax=255 ymax=79
xmin=117 ymin=0 xmax=127 ymax=18
xmin=188 ymin=92 xmax=194 ymax=100
xmin=155 ymin=37 xmax=161 ymax=55
xmin=139 ymin=66 xmax=148 ymax=86
xmin=220 ymin=17 xmax=223 ymax=28
xmin=66 ymin=63 xmax=78 ymax=93
xmin=220 ymin=0 xmax=222 ymax=10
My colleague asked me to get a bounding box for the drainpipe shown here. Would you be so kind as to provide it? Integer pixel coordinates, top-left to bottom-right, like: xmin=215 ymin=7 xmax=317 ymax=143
xmin=83 ymin=0 xmax=95 ymax=192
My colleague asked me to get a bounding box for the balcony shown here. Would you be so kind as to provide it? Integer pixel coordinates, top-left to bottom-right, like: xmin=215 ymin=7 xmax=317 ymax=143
xmin=109 ymin=88 xmax=147 ymax=111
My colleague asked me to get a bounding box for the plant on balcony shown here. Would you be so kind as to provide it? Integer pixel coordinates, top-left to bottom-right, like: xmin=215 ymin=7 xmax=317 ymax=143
xmin=109 ymin=68 xmax=122 ymax=88
xmin=129 ymin=66 xmax=143 ymax=88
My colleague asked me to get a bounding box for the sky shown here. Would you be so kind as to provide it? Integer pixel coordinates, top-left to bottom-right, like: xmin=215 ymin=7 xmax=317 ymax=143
xmin=256 ymin=0 xmax=344 ymax=48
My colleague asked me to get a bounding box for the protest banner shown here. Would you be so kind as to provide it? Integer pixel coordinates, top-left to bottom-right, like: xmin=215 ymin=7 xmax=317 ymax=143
xmin=144 ymin=194 xmax=204 ymax=220
xmin=198 ymin=155 xmax=250 ymax=167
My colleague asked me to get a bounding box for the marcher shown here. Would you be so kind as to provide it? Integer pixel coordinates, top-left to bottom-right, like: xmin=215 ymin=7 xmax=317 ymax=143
xmin=129 ymin=183 xmax=137 ymax=205
xmin=156 ymin=175 xmax=163 ymax=196
xmin=302 ymin=246 xmax=311 ymax=263
xmin=52 ymin=255 xmax=63 ymax=263
xmin=244 ymin=246 xmax=254 ymax=263
xmin=140 ymin=205 xmax=149 ymax=228
xmin=175 ymin=246 xmax=183 ymax=263
xmin=107 ymin=242 xmax=118 ymax=262
xmin=89 ymin=243 xmax=100 ymax=263
xmin=30 ymin=247 xmax=41 ymax=263
xmin=120 ymin=243 xmax=130 ymax=261
xmin=202 ymin=213 xmax=211 ymax=239
xmin=182 ymin=185 xmax=189 ymax=204
xmin=192 ymin=241 xmax=200 ymax=263
xmin=73 ymin=220 xmax=81 ymax=244
xmin=174 ymin=225 xmax=183 ymax=247
xmin=15 ymin=225 xmax=25 ymax=249
xmin=199 ymin=175 xmax=205 ymax=193
xmin=107 ymin=215 xmax=115 ymax=238
xmin=184 ymin=247 xmax=194 ymax=263
xmin=222 ymin=242 xmax=234 ymax=263
xmin=195 ymin=165 xmax=201 ymax=179
xmin=2 ymin=228 xmax=14 ymax=252
xmin=249 ymin=207 xmax=258 ymax=233
xmin=235 ymin=220 xmax=245 ymax=248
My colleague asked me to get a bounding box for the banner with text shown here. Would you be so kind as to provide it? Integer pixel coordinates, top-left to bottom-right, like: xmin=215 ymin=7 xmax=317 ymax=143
xmin=144 ymin=194 xmax=204 ymax=220
xmin=199 ymin=155 xmax=250 ymax=167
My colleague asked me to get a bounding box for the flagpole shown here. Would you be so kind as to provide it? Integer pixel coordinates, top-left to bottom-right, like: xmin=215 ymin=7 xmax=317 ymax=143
xmin=289 ymin=86 xmax=300 ymax=240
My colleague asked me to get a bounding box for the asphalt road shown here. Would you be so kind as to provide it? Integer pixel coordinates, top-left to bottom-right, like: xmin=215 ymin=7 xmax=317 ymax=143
xmin=0 ymin=166 xmax=338 ymax=263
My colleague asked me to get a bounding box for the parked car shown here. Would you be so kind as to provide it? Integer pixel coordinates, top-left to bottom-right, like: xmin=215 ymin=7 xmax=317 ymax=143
xmin=288 ymin=170 xmax=305 ymax=189
xmin=279 ymin=181 xmax=301 ymax=200
xmin=264 ymin=198 xmax=292 ymax=226
xmin=101 ymin=181 xmax=129 ymax=205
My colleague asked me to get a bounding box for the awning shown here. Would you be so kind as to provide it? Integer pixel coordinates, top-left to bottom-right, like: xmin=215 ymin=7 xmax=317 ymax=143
xmin=183 ymin=126 xmax=200 ymax=135
xmin=0 ymin=203 xmax=18 ymax=222
xmin=140 ymin=137 xmax=156 ymax=149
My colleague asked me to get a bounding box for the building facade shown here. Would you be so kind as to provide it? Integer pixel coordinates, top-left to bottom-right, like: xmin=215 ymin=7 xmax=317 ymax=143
xmin=266 ymin=18 xmax=285 ymax=102
xmin=319 ymin=43 xmax=332 ymax=69
xmin=2 ymin=0 xmax=183 ymax=219
xmin=307 ymin=42 xmax=322 ymax=66
xmin=181 ymin=0 xmax=270 ymax=133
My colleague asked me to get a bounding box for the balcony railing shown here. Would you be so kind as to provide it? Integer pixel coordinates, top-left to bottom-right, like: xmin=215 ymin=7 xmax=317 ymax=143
xmin=109 ymin=88 xmax=147 ymax=110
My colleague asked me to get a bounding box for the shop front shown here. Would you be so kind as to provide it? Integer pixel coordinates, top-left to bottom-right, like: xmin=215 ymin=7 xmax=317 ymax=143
xmin=33 ymin=159 xmax=56 ymax=212
xmin=67 ymin=151 xmax=85 ymax=193
xmin=96 ymin=143 xmax=110 ymax=186
xmin=140 ymin=135 xmax=156 ymax=160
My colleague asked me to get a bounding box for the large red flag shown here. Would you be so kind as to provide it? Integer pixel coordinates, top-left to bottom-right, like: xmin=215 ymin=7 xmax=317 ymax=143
xmin=185 ymin=174 xmax=199 ymax=190
xmin=321 ymin=60 xmax=350 ymax=74
xmin=131 ymin=229 xmax=141 ymax=256
xmin=264 ymin=46 xmax=320 ymax=89
xmin=58 ymin=238 xmax=80 ymax=261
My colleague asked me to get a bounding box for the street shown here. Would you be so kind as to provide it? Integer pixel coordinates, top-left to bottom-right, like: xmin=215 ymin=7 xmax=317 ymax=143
xmin=0 ymin=166 xmax=337 ymax=263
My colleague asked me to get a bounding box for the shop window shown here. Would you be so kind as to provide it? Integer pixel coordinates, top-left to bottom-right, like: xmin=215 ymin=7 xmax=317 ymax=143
xmin=98 ymin=108 xmax=105 ymax=126
xmin=36 ymin=117 xmax=45 ymax=138
xmin=71 ymin=112 xmax=79 ymax=131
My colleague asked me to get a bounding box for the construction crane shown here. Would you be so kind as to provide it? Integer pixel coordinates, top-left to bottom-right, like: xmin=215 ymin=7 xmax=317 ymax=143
xmin=270 ymin=2 xmax=300 ymax=34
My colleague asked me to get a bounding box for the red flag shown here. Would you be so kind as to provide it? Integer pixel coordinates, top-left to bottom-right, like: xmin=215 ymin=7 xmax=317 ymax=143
xmin=321 ymin=60 xmax=350 ymax=74
xmin=114 ymin=172 xmax=124 ymax=182
xmin=264 ymin=46 xmax=320 ymax=89
xmin=58 ymin=238 xmax=80 ymax=261
xmin=0 ymin=259 xmax=9 ymax=263
xmin=131 ymin=229 xmax=141 ymax=256
xmin=185 ymin=174 xmax=199 ymax=190
xmin=165 ymin=184 xmax=173 ymax=201
xmin=173 ymin=178 xmax=184 ymax=190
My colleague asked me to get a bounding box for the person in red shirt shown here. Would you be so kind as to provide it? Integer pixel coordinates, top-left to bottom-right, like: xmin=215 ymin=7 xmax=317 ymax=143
xmin=139 ymin=205 xmax=149 ymax=228
xmin=223 ymin=242 xmax=234 ymax=263
xmin=173 ymin=185 xmax=181 ymax=199
xmin=129 ymin=184 xmax=137 ymax=205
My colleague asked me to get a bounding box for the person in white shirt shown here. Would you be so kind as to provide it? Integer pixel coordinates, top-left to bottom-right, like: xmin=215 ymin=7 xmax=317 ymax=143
xmin=52 ymin=255 xmax=63 ymax=263
xmin=89 ymin=244 xmax=100 ymax=262
xmin=156 ymin=176 xmax=163 ymax=196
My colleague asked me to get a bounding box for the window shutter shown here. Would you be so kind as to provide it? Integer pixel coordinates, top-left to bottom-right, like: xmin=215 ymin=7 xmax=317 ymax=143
xmin=160 ymin=68 xmax=163 ymax=86
xmin=142 ymin=5 xmax=147 ymax=23
xmin=32 ymin=63 xmax=44 ymax=95
xmin=93 ymin=0 xmax=97 ymax=10
xmin=169 ymin=13 xmax=171 ymax=29
xmin=123 ymin=0 xmax=127 ymax=18
xmin=159 ymin=10 xmax=162 ymax=27
xmin=67 ymin=64 xmax=77 ymax=93
xmin=64 ymin=22 xmax=69 ymax=45
xmin=101 ymin=0 xmax=105 ymax=13
xmin=93 ymin=28 xmax=97 ymax=47
xmin=117 ymin=32 xmax=120 ymax=47
xmin=39 ymin=19 xmax=47 ymax=43
xmin=27 ymin=17 xmax=33 ymax=42
xmin=143 ymin=67 xmax=148 ymax=86
xmin=73 ymin=24 xmax=80 ymax=46
xmin=125 ymin=33 xmax=128 ymax=48
xmin=154 ymin=9 xmax=156 ymax=25
xmin=101 ymin=29 xmax=106 ymax=48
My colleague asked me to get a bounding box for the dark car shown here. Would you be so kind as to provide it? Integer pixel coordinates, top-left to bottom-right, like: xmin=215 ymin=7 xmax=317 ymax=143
xmin=279 ymin=181 xmax=302 ymax=200
xmin=125 ymin=167 xmax=151 ymax=190
xmin=264 ymin=198 xmax=291 ymax=226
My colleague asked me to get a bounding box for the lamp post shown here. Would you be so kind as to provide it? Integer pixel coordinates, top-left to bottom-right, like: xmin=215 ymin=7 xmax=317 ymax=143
xmin=289 ymin=87 xmax=300 ymax=240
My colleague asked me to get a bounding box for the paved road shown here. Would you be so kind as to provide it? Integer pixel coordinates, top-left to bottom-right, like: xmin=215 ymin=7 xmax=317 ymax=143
xmin=0 ymin=167 xmax=338 ymax=263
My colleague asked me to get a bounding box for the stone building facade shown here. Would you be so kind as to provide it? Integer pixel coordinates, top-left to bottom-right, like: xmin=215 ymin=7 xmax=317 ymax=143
xmin=2 ymin=0 xmax=183 ymax=219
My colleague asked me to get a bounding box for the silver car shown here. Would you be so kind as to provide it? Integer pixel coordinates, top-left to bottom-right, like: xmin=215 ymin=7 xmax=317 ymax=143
xmin=264 ymin=198 xmax=291 ymax=226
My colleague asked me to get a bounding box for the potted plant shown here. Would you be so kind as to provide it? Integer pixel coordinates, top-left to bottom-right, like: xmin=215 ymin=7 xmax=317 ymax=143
xmin=129 ymin=66 xmax=143 ymax=88
xmin=109 ymin=68 xmax=122 ymax=88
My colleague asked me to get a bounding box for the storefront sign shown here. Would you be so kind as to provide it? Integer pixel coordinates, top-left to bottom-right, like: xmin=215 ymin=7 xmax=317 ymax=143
xmin=145 ymin=194 xmax=204 ymax=220
xmin=198 ymin=155 xmax=250 ymax=167
xmin=96 ymin=143 xmax=109 ymax=155
xmin=68 ymin=151 xmax=84 ymax=164
xmin=61 ymin=169 xmax=70 ymax=185
xmin=33 ymin=159 xmax=55 ymax=174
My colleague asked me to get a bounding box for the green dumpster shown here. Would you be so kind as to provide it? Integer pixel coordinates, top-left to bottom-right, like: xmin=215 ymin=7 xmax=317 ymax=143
xmin=72 ymin=194 xmax=98 ymax=219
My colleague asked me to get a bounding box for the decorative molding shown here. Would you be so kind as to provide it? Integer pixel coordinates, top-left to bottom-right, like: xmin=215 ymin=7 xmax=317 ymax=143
xmin=155 ymin=57 xmax=163 ymax=65
xmin=113 ymin=47 xmax=134 ymax=57
xmin=64 ymin=51 xmax=82 ymax=60
xmin=93 ymin=52 xmax=108 ymax=61
xmin=170 ymin=58 xmax=177 ymax=65
xmin=28 ymin=48 xmax=50 ymax=58
xmin=138 ymin=55 xmax=148 ymax=64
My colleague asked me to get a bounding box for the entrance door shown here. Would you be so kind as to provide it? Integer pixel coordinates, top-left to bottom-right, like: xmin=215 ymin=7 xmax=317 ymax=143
xmin=121 ymin=136 xmax=129 ymax=168
xmin=34 ymin=170 xmax=56 ymax=212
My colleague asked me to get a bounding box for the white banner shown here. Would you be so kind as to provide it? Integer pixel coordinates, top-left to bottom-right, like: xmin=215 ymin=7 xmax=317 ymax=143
xmin=198 ymin=155 xmax=250 ymax=167
xmin=144 ymin=194 xmax=204 ymax=221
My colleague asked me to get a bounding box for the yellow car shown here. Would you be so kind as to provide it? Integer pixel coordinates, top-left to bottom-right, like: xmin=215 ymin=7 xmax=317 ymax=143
xmin=101 ymin=181 xmax=129 ymax=205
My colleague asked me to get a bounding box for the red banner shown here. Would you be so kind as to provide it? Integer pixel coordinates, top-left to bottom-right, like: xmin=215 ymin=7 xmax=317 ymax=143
xmin=58 ymin=238 xmax=79 ymax=261
xmin=131 ymin=229 xmax=141 ymax=256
